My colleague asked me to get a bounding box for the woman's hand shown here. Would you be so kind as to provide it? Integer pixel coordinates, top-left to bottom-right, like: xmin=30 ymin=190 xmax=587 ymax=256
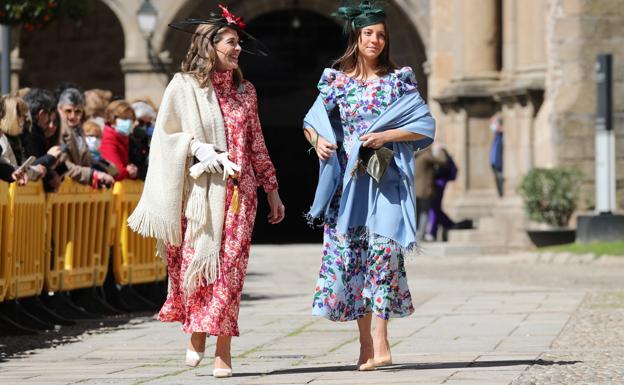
xmin=126 ymin=163 xmax=138 ymax=179
xmin=360 ymin=132 xmax=387 ymax=149
xmin=11 ymin=168 xmax=28 ymax=186
xmin=266 ymin=189 xmax=285 ymax=224
xmin=315 ymin=136 xmax=337 ymax=160
xmin=304 ymin=128 xmax=336 ymax=160
xmin=47 ymin=145 xmax=62 ymax=158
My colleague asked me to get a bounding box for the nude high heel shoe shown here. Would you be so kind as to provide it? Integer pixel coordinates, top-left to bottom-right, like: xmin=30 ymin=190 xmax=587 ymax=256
xmin=212 ymin=367 xmax=233 ymax=378
xmin=185 ymin=349 xmax=204 ymax=367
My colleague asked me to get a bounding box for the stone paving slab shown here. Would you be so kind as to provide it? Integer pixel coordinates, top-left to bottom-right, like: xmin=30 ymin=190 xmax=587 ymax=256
xmin=1 ymin=245 xmax=621 ymax=384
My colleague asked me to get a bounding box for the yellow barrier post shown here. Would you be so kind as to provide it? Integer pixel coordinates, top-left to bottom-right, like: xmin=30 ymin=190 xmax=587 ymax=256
xmin=112 ymin=180 xmax=166 ymax=286
xmin=0 ymin=181 xmax=10 ymax=302
xmin=44 ymin=179 xmax=114 ymax=292
xmin=6 ymin=181 xmax=47 ymax=301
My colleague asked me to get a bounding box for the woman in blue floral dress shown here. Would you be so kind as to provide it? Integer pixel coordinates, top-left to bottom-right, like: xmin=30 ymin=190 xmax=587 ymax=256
xmin=302 ymin=1 xmax=436 ymax=372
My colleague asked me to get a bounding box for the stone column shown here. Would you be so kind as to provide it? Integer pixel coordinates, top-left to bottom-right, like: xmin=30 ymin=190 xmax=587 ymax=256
xmin=503 ymin=0 xmax=546 ymax=72
xmin=461 ymin=0 xmax=499 ymax=77
xmin=529 ymin=0 xmax=546 ymax=69
xmin=121 ymin=56 xmax=171 ymax=105
xmin=10 ymin=51 xmax=21 ymax=92
xmin=502 ymin=0 xmax=517 ymax=71
xmin=0 ymin=27 xmax=22 ymax=93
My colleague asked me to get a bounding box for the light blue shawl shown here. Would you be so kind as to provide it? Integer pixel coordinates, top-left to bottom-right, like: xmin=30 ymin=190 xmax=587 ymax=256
xmin=304 ymin=89 xmax=435 ymax=249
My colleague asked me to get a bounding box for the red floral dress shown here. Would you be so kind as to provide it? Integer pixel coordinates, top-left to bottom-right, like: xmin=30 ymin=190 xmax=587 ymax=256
xmin=158 ymin=71 xmax=279 ymax=336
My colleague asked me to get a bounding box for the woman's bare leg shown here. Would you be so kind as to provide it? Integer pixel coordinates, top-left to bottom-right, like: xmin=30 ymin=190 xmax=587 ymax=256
xmin=188 ymin=332 xmax=206 ymax=352
xmin=373 ymin=317 xmax=392 ymax=363
xmin=214 ymin=336 xmax=232 ymax=369
xmin=357 ymin=313 xmax=374 ymax=365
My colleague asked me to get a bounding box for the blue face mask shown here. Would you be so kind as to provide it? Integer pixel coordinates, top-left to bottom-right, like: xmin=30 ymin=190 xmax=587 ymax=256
xmin=115 ymin=118 xmax=133 ymax=136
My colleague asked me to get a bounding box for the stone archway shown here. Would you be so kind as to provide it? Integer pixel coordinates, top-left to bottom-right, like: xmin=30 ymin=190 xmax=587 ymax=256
xmin=158 ymin=0 xmax=428 ymax=96
xmin=19 ymin=0 xmax=125 ymax=97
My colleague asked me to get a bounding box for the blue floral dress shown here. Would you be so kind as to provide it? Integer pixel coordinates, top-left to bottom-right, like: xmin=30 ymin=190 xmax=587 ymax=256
xmin=312 ymin=67 xmax=417 ymax=322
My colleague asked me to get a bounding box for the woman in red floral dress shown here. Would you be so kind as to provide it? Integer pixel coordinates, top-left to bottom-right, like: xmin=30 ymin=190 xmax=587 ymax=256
xmin=128 ymin=6 xmax=285 ymax=378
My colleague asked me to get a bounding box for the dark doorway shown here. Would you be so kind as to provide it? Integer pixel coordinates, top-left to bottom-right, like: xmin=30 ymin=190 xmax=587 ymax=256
xmin=239 ymin=10 xmax=344 ymax=243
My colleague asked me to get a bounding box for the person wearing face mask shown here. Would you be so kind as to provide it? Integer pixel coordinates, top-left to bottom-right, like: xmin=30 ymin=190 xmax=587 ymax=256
xmin=99 ymin=100 xmax=139 ymax=181
xmin=83 ymin=119 xmax=119 ymax=178
xmin=127 ymin=4 xmax=285 ymax=378
xmin=83 ymin=119 xmax=103 ymax=160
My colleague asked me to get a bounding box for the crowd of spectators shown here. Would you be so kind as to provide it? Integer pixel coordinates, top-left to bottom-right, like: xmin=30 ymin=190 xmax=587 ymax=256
xmin=0 ymin=84 xmax=156 ymax=192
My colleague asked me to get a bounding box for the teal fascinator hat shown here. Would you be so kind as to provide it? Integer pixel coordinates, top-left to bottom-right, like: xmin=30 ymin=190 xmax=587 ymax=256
xmin=332 ymin=1 xmax=386 ymax=34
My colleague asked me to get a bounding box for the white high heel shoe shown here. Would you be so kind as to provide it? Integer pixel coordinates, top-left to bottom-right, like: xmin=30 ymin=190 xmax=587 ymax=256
xmin=185 ymin=349 xmax=204 ymax=367
xmin=212 ymin=367 xmax=232 ymax=378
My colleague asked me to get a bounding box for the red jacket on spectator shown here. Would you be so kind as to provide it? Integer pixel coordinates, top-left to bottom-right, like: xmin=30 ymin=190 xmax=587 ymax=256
xmin=99 ymin=125 xmax=130 ymax=181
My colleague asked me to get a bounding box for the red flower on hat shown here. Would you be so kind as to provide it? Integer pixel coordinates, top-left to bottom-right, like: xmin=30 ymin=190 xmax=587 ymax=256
xmin=218 ymin=4 xmax=246 ymax=30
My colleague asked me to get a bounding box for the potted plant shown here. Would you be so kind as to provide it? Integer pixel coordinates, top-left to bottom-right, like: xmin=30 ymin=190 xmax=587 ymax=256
xmin=518 ymin=167 xmax=584 ymax=247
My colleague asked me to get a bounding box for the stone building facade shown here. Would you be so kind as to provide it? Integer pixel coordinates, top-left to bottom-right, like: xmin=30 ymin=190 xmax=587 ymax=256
xmin=430 ymin=0 xmax=624 ymax=247
xmin=1 ymin=0 xmax=622 ymax=245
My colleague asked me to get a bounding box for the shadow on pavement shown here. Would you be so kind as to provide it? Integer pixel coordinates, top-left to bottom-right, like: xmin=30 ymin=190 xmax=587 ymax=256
xmin=206 ymin=359 xmax=581 ymax=377
xmin=0 ymin=312 xmax=155 ymax=362
xmin=382 ymin=359 xmax=581 ymax=371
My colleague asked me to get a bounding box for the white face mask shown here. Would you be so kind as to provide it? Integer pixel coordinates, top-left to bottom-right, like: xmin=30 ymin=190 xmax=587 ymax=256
xmin=490 ymin=122 xmax=498 ymax=132
xmin=85 ymin=136 xmax=101 ymax=152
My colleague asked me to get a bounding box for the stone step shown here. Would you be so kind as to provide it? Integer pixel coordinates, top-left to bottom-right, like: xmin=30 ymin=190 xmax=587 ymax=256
xmin=418 ymin=242 xmax=482 ymax=257
xmin=447 ymin=228 xmax=500 ymax=243
xmin=473 ymin=216 xmax=501 ymax=233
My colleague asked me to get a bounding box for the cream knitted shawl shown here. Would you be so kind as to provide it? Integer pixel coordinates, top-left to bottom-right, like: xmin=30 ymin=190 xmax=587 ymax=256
xmin=128 ymin=73 xmax=227 ymax=294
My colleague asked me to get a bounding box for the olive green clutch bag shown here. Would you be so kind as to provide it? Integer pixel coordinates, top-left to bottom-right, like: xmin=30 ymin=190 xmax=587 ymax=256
xmin=354 ymin=146 xmax=394 ymax=183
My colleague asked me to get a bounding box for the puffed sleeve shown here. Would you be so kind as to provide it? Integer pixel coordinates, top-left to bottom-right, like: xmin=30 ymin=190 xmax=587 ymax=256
xmin=317 ymin=68 xmax=342 ymax=112
xmin=394 ymin=66 xmax=418 ymax=94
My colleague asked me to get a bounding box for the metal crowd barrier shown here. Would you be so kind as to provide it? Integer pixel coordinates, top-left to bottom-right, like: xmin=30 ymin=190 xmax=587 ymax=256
xmin=4 ymin=181 xmax=47 ymax=301
xmin=44 ymin=179 xmax=115 ymax=292
xmin=0 ymin=181 xmax=10 ymax=302
xmin=112 ymin=180 xmax=166 ymax=286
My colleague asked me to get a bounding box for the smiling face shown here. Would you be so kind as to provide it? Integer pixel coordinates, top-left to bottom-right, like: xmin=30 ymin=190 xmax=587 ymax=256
xmin=213 ymin=27 xmax=242 ymax=72
xmin=357 ymin=23 xmax=386 ymax=62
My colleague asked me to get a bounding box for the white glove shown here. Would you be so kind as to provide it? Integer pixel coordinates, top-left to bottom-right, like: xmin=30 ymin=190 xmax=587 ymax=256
xmin=190 ymin=140 xmax=221 ymax=173
xmin=215 ymin=152 xmax=241 ymax=180
xmin=189 ymin=163 xmax=206 ymax=179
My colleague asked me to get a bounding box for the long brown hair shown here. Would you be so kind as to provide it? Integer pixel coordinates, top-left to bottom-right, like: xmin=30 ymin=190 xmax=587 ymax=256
xmin=181 ymin=23 xmax=243 ymax=88
xmin=332 ymin=22 xmax=396 ymax=78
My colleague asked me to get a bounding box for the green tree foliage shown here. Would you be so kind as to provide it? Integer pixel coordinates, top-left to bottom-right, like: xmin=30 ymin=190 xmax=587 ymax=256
xmin=0 ymin=0 xmax=91 ymax=31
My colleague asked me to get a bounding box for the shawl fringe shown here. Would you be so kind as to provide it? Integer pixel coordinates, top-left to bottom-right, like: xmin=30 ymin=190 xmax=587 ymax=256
xmin=127 ymin=73 xmax=227 ymax=296
xmin=127 ymin=203 xmax=182 ymax=246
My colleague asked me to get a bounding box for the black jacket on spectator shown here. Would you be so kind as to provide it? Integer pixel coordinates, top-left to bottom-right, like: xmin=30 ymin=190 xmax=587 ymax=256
xmin=0 ymin=162 xmax=15 ymax=182
xmin=20 ymin=122 xmax=61 ymax=191
xmin=21 ymin=122 xmax=56 ymax=169
xmin=0 ymin=146 xmax=15 ymax=183
xmin=129 ymin=125 xmax=149 ymax=181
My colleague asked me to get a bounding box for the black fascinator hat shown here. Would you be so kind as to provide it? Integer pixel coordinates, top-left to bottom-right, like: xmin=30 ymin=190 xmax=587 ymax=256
xmin=168 ymin=4 xmax=269 ymax=57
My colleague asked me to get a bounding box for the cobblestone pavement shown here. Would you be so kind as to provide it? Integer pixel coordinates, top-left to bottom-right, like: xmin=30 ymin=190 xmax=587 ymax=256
xmin=512 ymin=292 xmax=624 ymax=385
xmin=0 ymin=245 xmax=622 ymax=384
